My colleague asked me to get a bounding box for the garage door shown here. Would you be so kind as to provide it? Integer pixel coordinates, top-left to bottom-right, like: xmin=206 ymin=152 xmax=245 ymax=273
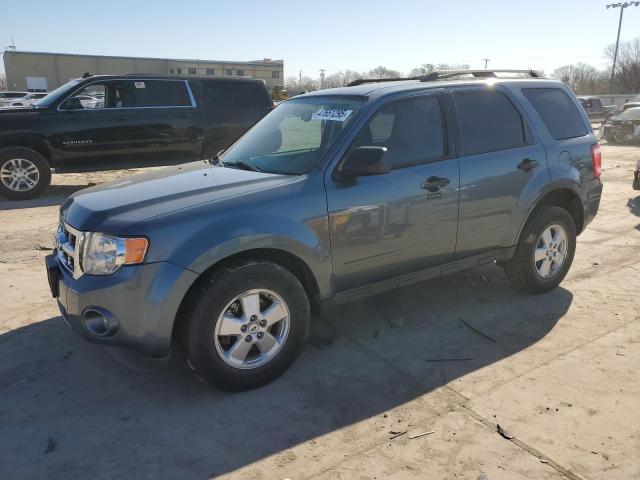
xmin=26 ymin=76 xmax=48 ymax=92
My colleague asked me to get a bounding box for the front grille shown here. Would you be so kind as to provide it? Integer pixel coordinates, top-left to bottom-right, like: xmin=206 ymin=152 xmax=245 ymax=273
xmin=56 ymin=221 xmax=85 ymax=279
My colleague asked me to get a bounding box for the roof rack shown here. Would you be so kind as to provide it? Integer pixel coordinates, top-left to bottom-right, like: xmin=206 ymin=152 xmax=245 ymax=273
xmin=347 ymin=69 xmax=543 ymax=87
xmin=347 ymin=76 xmax=419 ymax=87
xmin=419 ymin=69 xmax=543 ymax=82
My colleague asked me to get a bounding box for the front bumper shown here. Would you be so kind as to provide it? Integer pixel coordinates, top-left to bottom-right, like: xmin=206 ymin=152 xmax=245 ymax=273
xmin=47 ymin=253 xmax=198 ymax=357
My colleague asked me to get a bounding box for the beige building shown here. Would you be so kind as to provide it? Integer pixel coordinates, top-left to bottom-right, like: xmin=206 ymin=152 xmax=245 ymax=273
xmin=3 ymin=50 xmax=284 ymax=94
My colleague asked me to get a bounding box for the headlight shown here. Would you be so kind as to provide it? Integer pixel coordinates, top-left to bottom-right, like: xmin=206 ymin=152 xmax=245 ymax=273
xmin=81 ymin=232 xmax=148 ymax=275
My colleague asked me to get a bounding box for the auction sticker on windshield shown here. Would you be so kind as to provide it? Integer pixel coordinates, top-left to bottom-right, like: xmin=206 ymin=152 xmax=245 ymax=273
xmin=312 ymin=108 xmax=353 ymax=122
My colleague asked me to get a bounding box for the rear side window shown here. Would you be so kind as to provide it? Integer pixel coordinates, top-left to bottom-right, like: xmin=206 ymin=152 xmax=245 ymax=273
xmin=523 ymin=88 xmax=587 ymax=140
xmin=131 ymin=80 xmax=192 ymax=107
xmin=202 ymin=81 xmax=271 ymax=108
xmin=455 ymin=91 xmax=529 ymax=156
xmin=352 ymin=96 xmax=444 ymax=168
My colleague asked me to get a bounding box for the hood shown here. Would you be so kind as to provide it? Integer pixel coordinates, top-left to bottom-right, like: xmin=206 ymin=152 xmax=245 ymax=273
xmin=62 ymin=161 xmax=295 ymax=232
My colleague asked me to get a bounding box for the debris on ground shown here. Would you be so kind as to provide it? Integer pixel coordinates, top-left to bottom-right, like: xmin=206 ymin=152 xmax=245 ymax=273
xmin=409 ymin=431 xmax=434 ymax=439
xmin=389 ymin=430 xmax=407 ymax=440
xmin=496 ymin=424 xmax=515 ymax=440
xmin=459 ymin=318 xmax=497 ymax=343
xmin=44 ymin=437 xmax=56 ymax=454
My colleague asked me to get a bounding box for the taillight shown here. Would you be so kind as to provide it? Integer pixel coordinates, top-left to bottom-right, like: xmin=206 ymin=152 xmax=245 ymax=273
xmin=590 ymin=143 xmax=601 ymax=178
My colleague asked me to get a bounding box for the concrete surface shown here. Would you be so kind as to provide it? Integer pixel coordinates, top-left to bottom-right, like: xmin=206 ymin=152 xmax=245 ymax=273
xmin=0 ymin=145 xmax=639 ymax=479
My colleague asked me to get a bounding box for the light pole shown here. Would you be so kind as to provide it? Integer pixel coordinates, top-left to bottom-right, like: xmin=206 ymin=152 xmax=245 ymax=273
xmin=319 ymin=69 xmax=325 ymax=89
xmin=482 ymin=58 xmax=490 ymax=69
xmin=606 ymin=2 xmax=639 ymax=95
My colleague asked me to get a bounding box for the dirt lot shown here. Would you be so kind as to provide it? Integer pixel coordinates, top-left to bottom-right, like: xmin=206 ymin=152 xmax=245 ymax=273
xmin=1 ymin=145 xmax=639 ymax=480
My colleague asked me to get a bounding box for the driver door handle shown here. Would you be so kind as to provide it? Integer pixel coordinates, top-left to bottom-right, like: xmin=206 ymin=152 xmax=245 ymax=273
xmin=421 ymin=176 xmax=450 ymax=192
xmin=518 ymin=158 xmax=538 ymax=172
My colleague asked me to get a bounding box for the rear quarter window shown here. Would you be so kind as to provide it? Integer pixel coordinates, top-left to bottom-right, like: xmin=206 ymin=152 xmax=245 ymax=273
xmin=202 ymin=81 xmax=271 ymax=108
xmin=522 ymin=88 xmax=587 ymax=140
xmin=454 ymin=91 xmax=529 ymax=156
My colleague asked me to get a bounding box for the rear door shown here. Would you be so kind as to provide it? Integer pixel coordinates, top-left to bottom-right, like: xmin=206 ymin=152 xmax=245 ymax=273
xmin=200 ymin=80 xmax=273 ymax=156
xmin=452 ymin=87 xmax=548 ymax=258
xmin=123 ymin=79 xmax=202 ymax=165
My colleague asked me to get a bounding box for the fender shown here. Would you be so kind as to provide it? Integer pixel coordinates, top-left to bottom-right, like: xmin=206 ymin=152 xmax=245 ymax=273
xmin=0 ymin=132 xmax=52 ymax=165
xmin=512 ymin=177 xmax=586 ymax=246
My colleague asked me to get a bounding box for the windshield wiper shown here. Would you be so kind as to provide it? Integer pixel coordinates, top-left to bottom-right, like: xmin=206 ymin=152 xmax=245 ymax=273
xmin=224 ymin=160 xmax=264 ymax=172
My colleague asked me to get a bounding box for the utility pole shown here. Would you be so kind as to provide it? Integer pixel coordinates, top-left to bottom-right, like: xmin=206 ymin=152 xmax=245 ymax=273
xmin=319 ymin=69 xmax=325 ymax=89
xmin=482 ymin=58 xmax=490 ymax=69
xmin=606 ymin=2 xmax=639 ymax=95
xmin=299 ymin=69 xmax=302 ymax=86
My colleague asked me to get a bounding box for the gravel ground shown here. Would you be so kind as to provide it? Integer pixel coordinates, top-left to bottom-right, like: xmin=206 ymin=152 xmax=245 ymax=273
xmin=1 ymin=144 xmax=639 ymax=479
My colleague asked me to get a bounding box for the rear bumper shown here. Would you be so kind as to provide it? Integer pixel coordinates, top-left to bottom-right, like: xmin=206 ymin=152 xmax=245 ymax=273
xmin=50 ymin=255 xmax=198 ymax=357
xmin=583 ymin=177 xmax=603 ymax=231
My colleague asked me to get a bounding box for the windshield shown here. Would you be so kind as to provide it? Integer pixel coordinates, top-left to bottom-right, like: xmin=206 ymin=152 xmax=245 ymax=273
xmin=221 ymin=96 xmax=364 ymax=174
xmin=35 ymin=78 xmax=83 ymax=108
xmin=614 ymin=108 xmax=640 ymax=121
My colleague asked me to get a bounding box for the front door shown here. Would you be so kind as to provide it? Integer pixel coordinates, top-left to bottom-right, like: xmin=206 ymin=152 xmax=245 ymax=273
xmin=326 ymin=94 xmax=460 ymax=292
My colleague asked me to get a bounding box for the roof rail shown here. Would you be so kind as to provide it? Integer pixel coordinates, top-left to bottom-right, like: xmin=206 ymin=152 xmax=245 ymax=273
xmin=347 ymin=76 xmax=419 ymax=87
xmin=419 ymin=69 xmax=544 ymax=82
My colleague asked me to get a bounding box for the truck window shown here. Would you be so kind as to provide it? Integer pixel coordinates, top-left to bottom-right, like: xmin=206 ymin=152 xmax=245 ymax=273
xmin=131 ymin=80 xmax=192 ymax=107
xmin=455 ymin=91 xmax=529 ymax=155
xmin=202 ymin=81 xmax=271 ymax=107
xmin=592 ymin=99 xmax=602 ymax=109
xmin=523 ymin=88 xmax=588 ymax=140
xmin=352 ymin=96 xmax=444 ymax=168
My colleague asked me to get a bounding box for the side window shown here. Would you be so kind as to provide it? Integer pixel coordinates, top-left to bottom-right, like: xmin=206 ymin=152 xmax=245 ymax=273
xmin=352 ymin=96 xmax=444 ymax=168
xmin=522 ymin=88 xmax=588 ymax=140
xmin=455 ymin=91 xmax=529 ymax=155
xmin=130 ymin=80 xmax=192 ymax=107
xmin=203 ymin=81 xmax=271 ymax=107
xmin=592 ymin=99 xmax=602 ymax=109
xmin=62 ymin=84 xmax=107 ymax=110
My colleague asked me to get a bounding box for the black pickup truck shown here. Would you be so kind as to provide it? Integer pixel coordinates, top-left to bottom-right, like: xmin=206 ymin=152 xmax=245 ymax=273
xmin=0 ymin=74 xmax=273 ymax=199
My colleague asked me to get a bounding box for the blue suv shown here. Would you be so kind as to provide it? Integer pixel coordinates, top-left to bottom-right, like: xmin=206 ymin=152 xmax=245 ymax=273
xmin=45 ymin=70 xmax=603 ymax=391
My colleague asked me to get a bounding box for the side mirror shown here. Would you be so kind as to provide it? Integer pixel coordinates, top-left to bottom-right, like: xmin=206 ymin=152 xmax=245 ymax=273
xmin=335 ymin=146 xmax=390 ymax=180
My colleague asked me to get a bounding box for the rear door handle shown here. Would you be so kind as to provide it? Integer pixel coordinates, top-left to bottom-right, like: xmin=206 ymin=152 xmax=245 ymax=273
xmin=421 ymin=176 xmax=450 ymax=192
xmin=518 ymin=158 xmax=538 ymax=172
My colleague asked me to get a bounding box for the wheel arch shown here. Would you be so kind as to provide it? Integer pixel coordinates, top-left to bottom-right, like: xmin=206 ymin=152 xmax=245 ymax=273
xmin=516 ymin=186 xmax=584 ymax=248
xmin=0 ymin=134 xmax=52 ymax=167
xmin=171 ymin=247 xmax=322 ymax=346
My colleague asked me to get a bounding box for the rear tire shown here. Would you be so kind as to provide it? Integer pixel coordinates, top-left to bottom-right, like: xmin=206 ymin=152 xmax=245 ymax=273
xmin=505 ymin=205 xmax=576 ymax=294
xmin=182 ymin=260 xmax=310 ymax=391
xmin=0 ymin=147 xmax=51 ymax=200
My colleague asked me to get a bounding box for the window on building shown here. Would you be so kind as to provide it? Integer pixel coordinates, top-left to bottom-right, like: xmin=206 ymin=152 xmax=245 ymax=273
xmin=272 ymin=71 xmax=280 ymax=78
xmin=352 ymin=96 xmax=444 ymax=168
xmin=523 ymin=88 xmax=588 ymax=140
xmin=454 ymin=91 xmax=529 ymax=156
xmin=177 ymin=68 xmax=182 ymax=74
xmin=236 ymin=69 xmax=245 ymax=76
xmin=169 ymin=69 xmax=174 ymax=74
xmin=188 ymin=68 xmax=197 ymax=75
xmin=205 ymin=68 xmax=214 ymax=76
xmin=225 ymin=69 xmax=233 ymax=76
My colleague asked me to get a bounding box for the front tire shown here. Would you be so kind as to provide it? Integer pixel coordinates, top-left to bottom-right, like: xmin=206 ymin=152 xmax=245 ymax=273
xmin=0 ymin=147 xmax=51 ymax=200
xmin=505 ymin=205 xmax=576 ymax=293
xmin=182 ymin=260 xmax=310 ymax=391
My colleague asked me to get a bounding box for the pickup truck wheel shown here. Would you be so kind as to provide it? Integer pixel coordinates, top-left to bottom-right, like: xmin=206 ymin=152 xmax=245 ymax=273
xmin=505 ymin=205 xmax=576 ymax=293
xmin=183 ymin=260 xmax=310 ymax=391
xmin=0 ymin=147 xmax=51 ymax=200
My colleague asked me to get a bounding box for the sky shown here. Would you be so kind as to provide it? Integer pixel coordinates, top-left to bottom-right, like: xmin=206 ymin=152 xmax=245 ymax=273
xmin=1 ymin=0 xmax=639 ymax=79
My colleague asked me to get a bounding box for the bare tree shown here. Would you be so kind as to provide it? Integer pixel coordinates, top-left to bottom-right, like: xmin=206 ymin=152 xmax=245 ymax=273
xmin=409 ymin=63 xmax=470 ymax=77
xmin=605 ymin=36 xmax=640 ymax=93
xmin=366 ymin=66 xmax=402 ymax=79
xmin=284 ymin=75 xmax=319 ymax=94
xmin=0 ymin=74 xmax=7 ymax=90
xmin=322 ymin=70 xmax=363 ymax=88
xmin=552 ymin=63 xmax=608 ymax=95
